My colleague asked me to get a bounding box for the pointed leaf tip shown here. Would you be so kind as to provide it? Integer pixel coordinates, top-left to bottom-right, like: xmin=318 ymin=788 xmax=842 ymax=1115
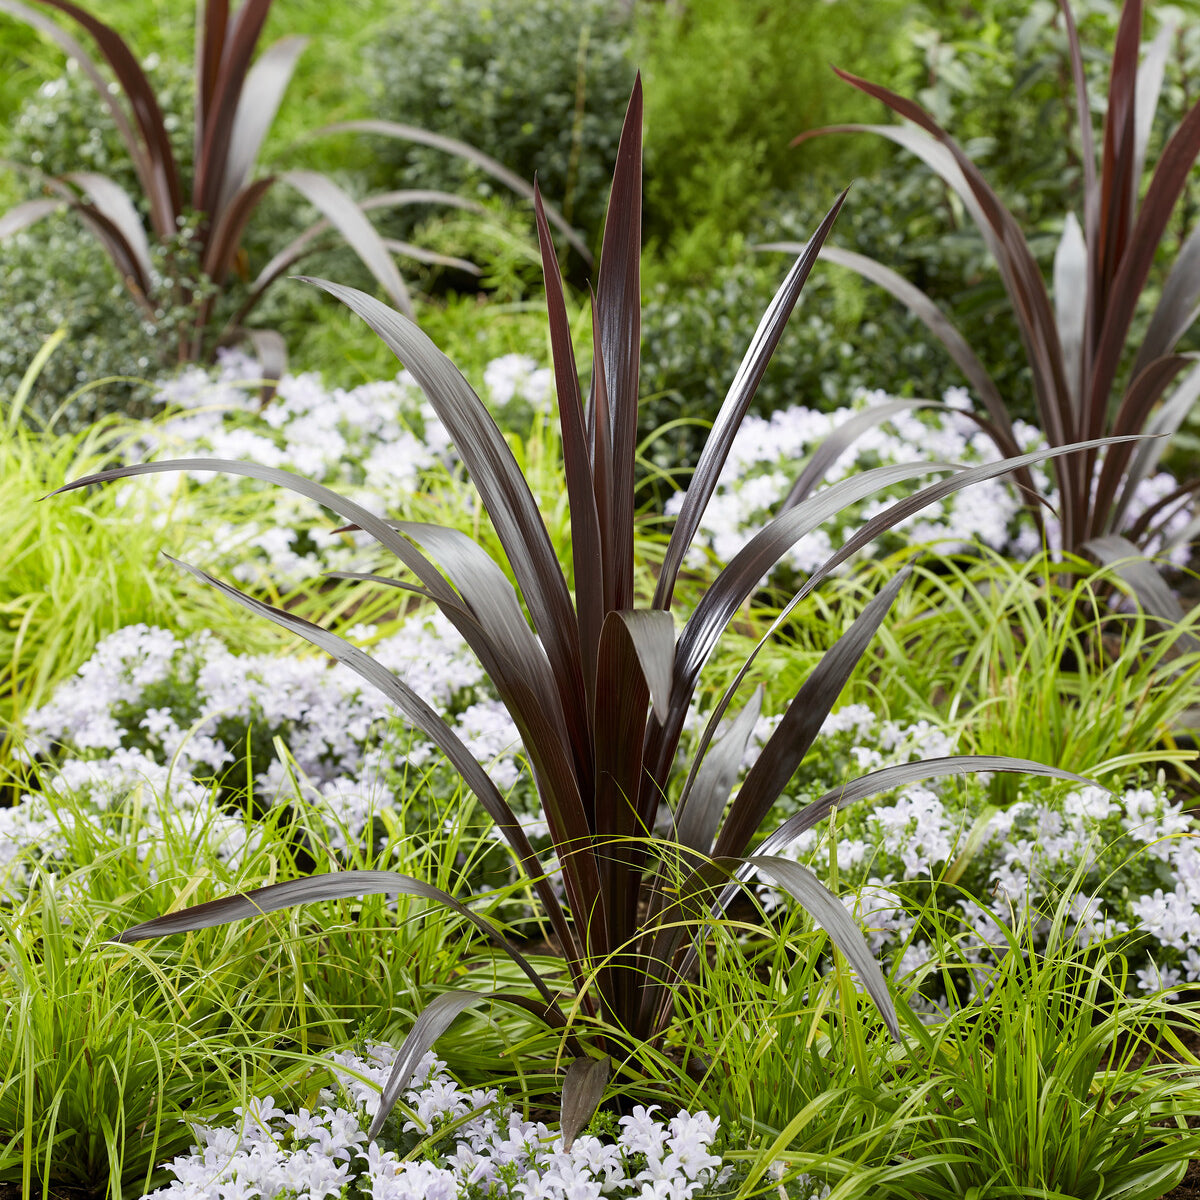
xmin=561 ymin=1055 xmax=610 ymax=1150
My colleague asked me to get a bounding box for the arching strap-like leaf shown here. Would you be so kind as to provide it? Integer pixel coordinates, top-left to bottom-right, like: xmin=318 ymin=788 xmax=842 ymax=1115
xmin=593 ymin=610 xmax=662 ymax=964
xmin=1132 ymin=222 xmax=1200 ymax=378
xmin=644 ymin=459 xmax=952 ymax=794
xmin=320 ymin=571 xmax=439 ymax=605
xmin=62 ymin=171 xmax=154 ymax=289
xmin=50 ymin=457 xmax=462 ymax=608
xmin=203 ymin=176 xmax=275 ymax=284
xmin=1053 ymin=213 xmax=1088 ymax=426
xmin=610 ymin=610 xmax=674 ymax=725
xmin=318 ymin=118 xmax=592 ymax=264
xmin=670 ymin=756 xmax=1097 ymax=1013
xmin=1093 ymin=0 xmax=1143 ymax=329
xmin=799 ymin=102 xmax=1070 ymax=448
xmin=644 ymin=855 xmax=897 ymax=1042
xmin=0 ymin=0 xmax=150 ymax=204
xmin=110 ymin=869 xmax=557 ymax=1009
xmin=561 ymin=1055 xmax=610 ymax=1151
xmin=1111 ymin=360 xmax=1200 ymax=531
xmin=280 ymin=172 xmax=411 ymax=316
xmin=252 ymin=191 xmax=481 ymax=287
xmin=756 ymin=757 xmax=1097 ymax=858
xmin=297 ymin=278 xmax=588 ymax=752
xmin=1089 ymin=94 xmax=1200 ymax=418
xmin=52 ymin=456 xmax=581 ymax=957
xmin=323 ymin=557 xmax=596 ymax=960
xmin=63 ymin=539 xmax=576 ymax=958
xmin=671 ymin=462 xmax=949 ymax=723
xmin=757 ymin=242 xmax=1012 ymax=444
xmin=0 ymin=196 xmax=66 ymax=238
xmin=747 ymin=856 xmax=899 ymax=1038
xmin=593 ymin=76 xmax=643 ymax=615
xmin=1092 ymin=355 xmax=1193 ymax=524
xmin=390 ymin=523 xmax=593 ymax=847
xmin=673 ymin=687 xmax=762 ymax=856
xmin=193 ymin=0 xmax=271 ymax=216
xmin=589 ymin=284 xmax=616 ymax=610
xmin=226 ymin=192 xmax=482 ymax=330
xmin=395 ymin=521 xmax=554 ymax=694
xmin=1083 ymin=536 xmax=1194 ymax=643
xmin=795 ymin=122 xmax=988 ymax=241
xmin=360 ymin=189 xmax=488 ymax=216
xmin=653 ymin=192 xmax=847 ymax=612
xmin=1 ymin=0 xmax=180 ymax=230
xmin=649 ymin=436 xmax=1142 ymax=797
xmin=379 ymin=240 xmax=479 ymax=273
xmin=711 ymin=570 xmax=910 ymax=861
xmin=534 ymin=182 xmax=602 ymax=704
xmin=780 ymin=398 xmax=939 ymax=510
xmin=196 ymin=0 xmax=228 ymax=138
xmin=4 ymin=168 xmax=157 ymax=301
xmin=368 ymin=990 xmax=572 ymax=1143
xmin=1133 ymin=16 xmax=1177 ymax=191
xmin=1057 ymin=0 xmax=1096 ymax=249
xmin=217 ymin=34 xmax=308 ymax=213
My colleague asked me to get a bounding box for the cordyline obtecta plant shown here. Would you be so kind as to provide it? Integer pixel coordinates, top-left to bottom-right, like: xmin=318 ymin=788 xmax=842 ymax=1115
xmin=56 ymin=79 xmax=1097 ymax=1141
xmin=764 ymin=0 xmax=1200 ymax=574
xmin=0 ymin=0 xmax=586 ymax=379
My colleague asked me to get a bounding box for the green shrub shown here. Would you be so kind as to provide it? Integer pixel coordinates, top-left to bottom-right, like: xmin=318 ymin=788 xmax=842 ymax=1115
xmin=641 ymin=0 xmax=1200 ymax=479
xmin=6 ymin=54 xmax=193 ymax=201
xmin=365 ymin=0 xmax=634 ymax=253
xmin=0 ymin=226 xmax=160 ymax=428
xmin=635 ymin=0 xmax=909 ymax=273
xmin=638 ymin=164 xmax=1023 ymax=476
xmin=788 ymin=0 xmax=1200 ymax=562
xmin=0 ymin=59 xmax=192 ymax=424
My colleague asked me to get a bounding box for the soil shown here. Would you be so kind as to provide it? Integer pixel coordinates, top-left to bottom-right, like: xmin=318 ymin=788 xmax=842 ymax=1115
xmin=1169 ymin=1160 xmax=1200 ymax=1198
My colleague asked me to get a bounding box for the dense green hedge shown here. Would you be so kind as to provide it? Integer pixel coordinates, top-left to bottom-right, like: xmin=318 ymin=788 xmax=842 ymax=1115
xmin=365 ymin=0 xmax=634 ymax=256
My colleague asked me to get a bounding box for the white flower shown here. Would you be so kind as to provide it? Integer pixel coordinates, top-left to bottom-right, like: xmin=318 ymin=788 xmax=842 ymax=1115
xmin=1135 ymin=957 xmax=1183 ymax=996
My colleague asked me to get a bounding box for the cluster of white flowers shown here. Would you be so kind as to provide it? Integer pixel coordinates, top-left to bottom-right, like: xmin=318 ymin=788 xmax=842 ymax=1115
xmin=142 ymin=1044 xmax=732 ymax=1200
xmin=754 ymin=703 xmax=1200 ymax=995
xmin=0 ymin=748 xmax=260 ymax=901
xmin=131 ymin=348 xmax=553 ymax=585
xmin=16 ymin=613 xmax=1200 ymax=992
xmin=9 ymin=612 xmax=532 ymax=874
xmin=668 ymin=387 xmax=1192 ymax=575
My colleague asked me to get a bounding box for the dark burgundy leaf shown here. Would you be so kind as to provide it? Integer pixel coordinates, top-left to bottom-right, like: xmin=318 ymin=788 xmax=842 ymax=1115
xmin=534 ymin=183 xmax=604 ymax=705
xmin=653 ymin=190 xmax=847 ymax=611
xmin=368 ymin=991 xmax=572 ymax=1143
xmin=112 ymin=869 xmax=557 ymax=1007
xmin=756 ymin=756 xmax=1096 ymax=856
xmin=561 ymin=1056 xmax=610 ymax=1151
xmin=318 ymin=118 xmax=592 ymax=265
xmin=295 ymin=278 xmax=590 ymax=764
xmin=593 ymin=76 xmax=643 ymax=614
xmin=712 ymin=570 xmax=910 ymax=860
xmin=280 ymin=173 xmax=411 ymax=315
xmin=193 ymin=0 xmax=271 ymax=217
xmin=673 ymin=686 xmax=762 ymax=856
xmin=217 ymin=34 xmax=307 ymax=212
xmin=28 ymin=0 xmax=181 ymax=230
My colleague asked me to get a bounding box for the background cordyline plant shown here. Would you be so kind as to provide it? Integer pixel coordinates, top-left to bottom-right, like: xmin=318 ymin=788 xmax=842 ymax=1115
xmin=56 ymin=79 xmax=1099 ymax=1142
xmin=764 ymin=0 xmax=1200 ymax=575
xmin=0 ymin=0 xmax=586 ymax=381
